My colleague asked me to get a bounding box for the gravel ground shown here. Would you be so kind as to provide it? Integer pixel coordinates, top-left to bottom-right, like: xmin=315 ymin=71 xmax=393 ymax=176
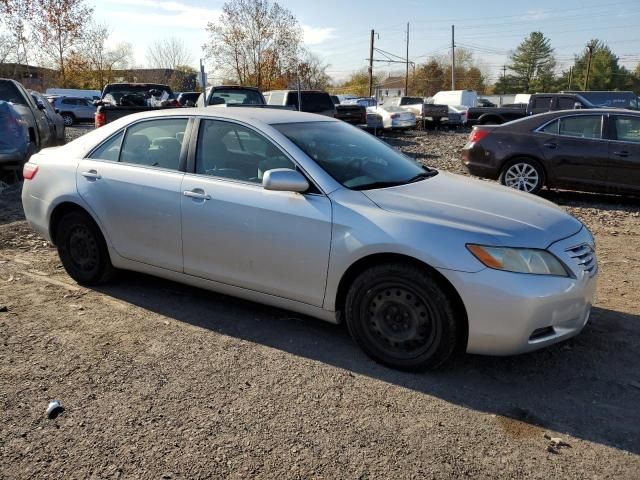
xmin=1 ymin=127 xmax=639 ymax=479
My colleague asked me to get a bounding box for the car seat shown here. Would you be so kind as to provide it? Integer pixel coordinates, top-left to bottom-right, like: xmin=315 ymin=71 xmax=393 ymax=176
xmin=150 ymin=137 xmax=182 ymax=169
xmin=121 ymin=133 xmax=150 ymax=164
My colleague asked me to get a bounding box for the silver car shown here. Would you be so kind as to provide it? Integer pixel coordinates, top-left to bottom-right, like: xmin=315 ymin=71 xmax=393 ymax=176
xmin=21 ymin=108 xmax=597 ymax=370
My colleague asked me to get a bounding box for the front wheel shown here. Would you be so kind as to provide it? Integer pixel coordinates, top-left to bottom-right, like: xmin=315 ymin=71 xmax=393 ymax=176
xmin=499 ymin=158 xmax=545 ymax=194
xmin=56 ymin=211 xmax=114 ymax=285
xmin=345 ymin=263 xmax=460 ymax=371
xmin=61 ymin=113 xmax=74 ymax=126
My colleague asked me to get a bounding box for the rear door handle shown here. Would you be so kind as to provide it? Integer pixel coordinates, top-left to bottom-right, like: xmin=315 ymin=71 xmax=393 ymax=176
xmin=613 ymin=151 xmax=630 ymax=157
xmin=81 ymin=170 xmax=101 ymax=180
xmin=183 ymin=190 xmax=211 ymax=200
xmin=543 ymin=142 xmax=557 ymax=149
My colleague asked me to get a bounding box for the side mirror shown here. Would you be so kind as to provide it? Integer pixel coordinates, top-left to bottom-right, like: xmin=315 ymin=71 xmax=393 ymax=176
xmin=262 ymin=168 xmax=309 ymax=193
xmin=37 ymin=102 xmax=45 ymax=110
xmin=573 ymin=102 xmax=583 ymax=110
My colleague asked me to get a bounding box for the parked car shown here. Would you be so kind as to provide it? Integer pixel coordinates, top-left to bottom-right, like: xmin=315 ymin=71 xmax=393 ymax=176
xmin=197 ymin=85 xmax=267 ymax=107
xmin=22 ymin=107 xmax=597 ymax=370
xmin=0 ymin=78 xmax=54 ymax=161
xmin=30 ymin=91 xmax=65 ymax=146
xmin=365 ymin=112 xmax=384 ymax=132
xmin=95 ymin=83 xmax=178 ymax=128
xmin=176 ymin=91 xmax=201 ymax=106
xmin=462 ymin=108 xmax=640 ymax=195
xmin=0 ymin=100 xmax=28 ymax=168
xmin=477 ymin=98 xmax=496 ymax=108
xmin=445 ymin=105 xmax=468 ymax=127
xmin=386 ymin=96 xmax=449 ymax=126
xmin=562 ymin=90 xmax=639 ymax=110
xmin=49 ymin=96 xmax=95 ymax=127
xmin=432 ymin=90 xmax=478 ymax=108
xmin=46 ymin=88 xmax=101 ymax=102
xmin=465 ymin=92 xmax=628 ymax=126
xmin=368 ymin=105 xmax=416 ymax=130
xmin=264 ymin=90 xmax=336 ymax=117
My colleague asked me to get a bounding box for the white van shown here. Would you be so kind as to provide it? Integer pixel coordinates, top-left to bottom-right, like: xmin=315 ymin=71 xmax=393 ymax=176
xmin=45 ymin=88 xmax=101 ymax=101
xmin=432 ymin=90 xmax=478 ymax=108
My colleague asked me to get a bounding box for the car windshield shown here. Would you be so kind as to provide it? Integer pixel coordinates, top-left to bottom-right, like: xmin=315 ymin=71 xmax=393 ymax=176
xmin=209 ymin=89 xmax=263 ymax=105
xmin=401 ymin=98 xmax=423 ymax=105
xmin=273 ymin=121 xmax=436 ymax=190
xmin=385 ymin=106 xmax=405 ymax=113
xmin=0 ymin=81 xmax=27 ymax=105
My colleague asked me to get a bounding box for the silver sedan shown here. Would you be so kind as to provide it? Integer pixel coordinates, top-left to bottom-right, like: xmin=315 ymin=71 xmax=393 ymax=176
xmin=21 ymin=108 xmax=597 ymax=370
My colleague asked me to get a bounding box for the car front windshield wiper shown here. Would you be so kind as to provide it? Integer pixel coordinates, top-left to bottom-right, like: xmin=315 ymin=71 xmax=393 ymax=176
xmin=406 ymin=170 xmax=438 ymax=183
xmin=351 ymin=181 xmax=406 ymax=191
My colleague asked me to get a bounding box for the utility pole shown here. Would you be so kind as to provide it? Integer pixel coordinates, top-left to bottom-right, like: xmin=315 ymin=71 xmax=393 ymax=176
xmin=502 ymin=65 xmax=507 ymax=95
xmin=584 ymin=44 xmax=594 ymax=91
xmin=405 ymin=22 xmax=410 ymax=96
xmin=568 ymin=66 xmax=573 ymax=90
xmin=451 ymin=25 xmax=456 ymax=90
xmin=368 ymin=29 xmax=375 ymax=97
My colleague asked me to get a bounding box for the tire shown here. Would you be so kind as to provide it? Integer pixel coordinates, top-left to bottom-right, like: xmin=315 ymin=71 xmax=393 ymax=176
xmin=56 ymin=211 xmax=114 ymax=285
xmin=345 ymin=263 xmax=460 ymax=371
xmin=61 ymin=113 xmax=74 ymax=126
xmin=499 ymin=157 xmax=546 ymax=194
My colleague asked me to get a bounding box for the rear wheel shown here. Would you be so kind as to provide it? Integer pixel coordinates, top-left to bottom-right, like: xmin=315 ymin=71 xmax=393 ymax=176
xmin=61 ymin=113 xmax=74 ymax=126
xmin=499 ymin=157 xmax=545 ymax=194
xmin=345 ymin=263 xmax=460 ymax=371
xmin=56 ymin=211 xmax=114 ymax=285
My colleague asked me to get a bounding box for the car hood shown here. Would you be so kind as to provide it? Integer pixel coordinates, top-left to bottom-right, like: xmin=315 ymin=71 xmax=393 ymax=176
xmin=362 ymin=171 xmax=583 ymax=248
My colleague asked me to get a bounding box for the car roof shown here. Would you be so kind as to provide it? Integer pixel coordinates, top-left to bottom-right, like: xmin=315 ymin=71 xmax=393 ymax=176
xmin=116 ymin=107 xmax=337 ymax=125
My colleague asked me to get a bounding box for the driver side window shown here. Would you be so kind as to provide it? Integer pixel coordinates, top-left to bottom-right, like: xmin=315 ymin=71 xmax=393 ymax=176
xmin=196 ymin=119 xmax=295 ymax=183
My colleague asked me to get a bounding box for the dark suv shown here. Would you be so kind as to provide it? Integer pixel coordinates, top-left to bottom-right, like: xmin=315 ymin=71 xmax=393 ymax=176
xmin=264 ymin=90 xmax=336 ymax=117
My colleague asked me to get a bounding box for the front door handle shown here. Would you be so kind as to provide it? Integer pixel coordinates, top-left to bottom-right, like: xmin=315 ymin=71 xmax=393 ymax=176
xmin=613 ymin=151 xmax=630 ymax=157
xmin=81 ymin=170 xmax=101 ymax=180
xmin=183 ymin=189 xmax=211 ymax=200
xmin=543 ymin=142 xmax=558 ymax=149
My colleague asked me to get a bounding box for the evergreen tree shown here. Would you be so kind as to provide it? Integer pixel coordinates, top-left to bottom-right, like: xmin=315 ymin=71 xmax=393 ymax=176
xmin=569 ymin=39 xmax=631 ymax=90
xmin=508 ymin=32 xmax=556 ymax=93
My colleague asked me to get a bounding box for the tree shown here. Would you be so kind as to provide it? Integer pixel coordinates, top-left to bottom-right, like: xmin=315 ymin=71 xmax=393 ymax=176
xmin=146 ymin=37 xmax=193 ymax=70
xmin=411 ymin=60 xmax=445 ymax=97
xmin=567 ymin=39 xmax=631 ymax=91
xmin=0 ymin=0 xmax=35 ymax=66
xmin=76 ymin=23 xmax=133 ymax=89
xmin=295 ymin=52 xmax=331 ymax=90
xmin=30 ymin=0 xmax=93 ymax=87
xmin=508 ymin=32 xmax=556 ymax=93
xmin=204 ymin=0 xmax=303 ymax=90
xmin=337 ymin=70 xmax=381 ymax=97
xmin=0 ymin=33 xmax=13 ymax=63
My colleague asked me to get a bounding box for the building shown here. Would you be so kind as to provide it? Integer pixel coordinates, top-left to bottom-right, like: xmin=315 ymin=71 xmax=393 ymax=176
xmin=374 ymin=76 xmax=406 ymax=102
xmin=0 ymin=63 xmax=57 ymax=91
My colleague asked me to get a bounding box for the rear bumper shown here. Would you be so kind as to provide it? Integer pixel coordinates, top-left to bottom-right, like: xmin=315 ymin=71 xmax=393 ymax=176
xmin=461 ymin=145 xmax=500 ymax=179
xmin=439 ymin=227 xmax=598 ymax=356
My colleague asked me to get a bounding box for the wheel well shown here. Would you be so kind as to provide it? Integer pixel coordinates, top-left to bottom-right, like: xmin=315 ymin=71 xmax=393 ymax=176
xmin=335 ymin=253 xmax=468 ymax=351
xmin=49 ymin=202 xmax=93 ymax=245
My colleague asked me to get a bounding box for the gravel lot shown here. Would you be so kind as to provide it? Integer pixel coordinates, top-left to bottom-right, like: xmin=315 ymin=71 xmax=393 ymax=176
xmin=1 ymin=126 xmax=639 ymax=478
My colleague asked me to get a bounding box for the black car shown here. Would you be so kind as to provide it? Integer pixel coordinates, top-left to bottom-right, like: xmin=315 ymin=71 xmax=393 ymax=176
xmin=462 ymin=109 xmax=640 ymax=195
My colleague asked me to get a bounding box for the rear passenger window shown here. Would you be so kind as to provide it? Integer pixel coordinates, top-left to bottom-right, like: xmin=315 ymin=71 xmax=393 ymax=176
xmin=540 ymin=119 xmax=559 ymax=135
xmin=119 ymin=118 xmax=187 ymax=170
xmin=533 ymin=97 xmax=552 ymax=110
xmin=196 ymin=119 xmax=294 ymax=183
xmin=90 ymin=131 xmax=124 ymax=161
xmin=614 ymin=116 xmax=640 ymax=143
xmin=559 ymin=116 xmax=602 ymax=139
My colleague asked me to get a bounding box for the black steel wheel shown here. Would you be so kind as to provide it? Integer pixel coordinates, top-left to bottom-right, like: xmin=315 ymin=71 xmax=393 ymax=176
xmin=345 ymin=263 xmax=461 ymax=371
xmin=56 ymin=211 xmax=114 ymax=285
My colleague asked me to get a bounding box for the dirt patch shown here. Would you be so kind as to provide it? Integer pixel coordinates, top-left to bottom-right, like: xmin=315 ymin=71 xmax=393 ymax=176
xmin=1 ymin=130 xmax=639 ymax=478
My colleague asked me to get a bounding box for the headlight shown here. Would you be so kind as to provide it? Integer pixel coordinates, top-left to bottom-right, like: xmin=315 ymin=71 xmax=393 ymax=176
xmin=467 ymin=244 xmax=569 ymax=276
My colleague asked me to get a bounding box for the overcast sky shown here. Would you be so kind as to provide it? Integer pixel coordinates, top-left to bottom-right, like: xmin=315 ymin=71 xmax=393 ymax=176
xmin=93 ymin=0 xmax=640 ymax=83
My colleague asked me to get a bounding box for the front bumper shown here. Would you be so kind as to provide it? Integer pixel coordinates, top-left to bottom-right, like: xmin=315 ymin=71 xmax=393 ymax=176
xmin=439 ymin=227 xmax=597 ymax=355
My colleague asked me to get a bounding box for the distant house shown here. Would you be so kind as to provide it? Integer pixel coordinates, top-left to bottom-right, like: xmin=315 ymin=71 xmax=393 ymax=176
xmin=0 ymin=63 xmax=57 ymax=91
xmin=374 ymin=76 xmax=406 ymax=102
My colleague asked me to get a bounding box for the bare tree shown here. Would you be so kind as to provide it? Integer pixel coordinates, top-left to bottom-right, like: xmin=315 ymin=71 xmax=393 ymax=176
xmin=82 ymin=23 xmax=133 ymax=88
xmin=296 ymin=51 xmax=331 ymax=90
xmin=0 ymin=32 xmax=14 ymax=63
xmin=30 ymin=0 xmax=93 ymax=86
xmin=146 ymin=38 xmax=193 ymax=70
xmin=0 ymin=0 xmax=35 ymax=66
xmin=204 ymin=0 xmax=303 ymax=90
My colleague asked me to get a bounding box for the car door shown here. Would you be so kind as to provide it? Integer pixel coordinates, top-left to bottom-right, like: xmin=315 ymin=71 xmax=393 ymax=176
xmin=77 ymin=98 xmax=95 ymax=120
xmin=17 ymin=82 xmax=52 ymax=148
xmin=536 ymin=114 xmax=609 ymax=188
xmin=608 ymin=114 xmax=640 ymax=192
xmin=77 ymin=117 xmax=190 ymax=272
xmin=180 ymin=118 xmax=332 ymax=307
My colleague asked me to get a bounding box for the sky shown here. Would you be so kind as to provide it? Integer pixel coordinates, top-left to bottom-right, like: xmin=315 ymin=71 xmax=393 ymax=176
xmin=92 ymin=0 xmax=640 ymax=84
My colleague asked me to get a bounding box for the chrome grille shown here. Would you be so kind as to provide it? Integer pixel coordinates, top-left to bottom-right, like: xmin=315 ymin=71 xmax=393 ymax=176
xmin=566 ymin=243 xmax=597 ymax=277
